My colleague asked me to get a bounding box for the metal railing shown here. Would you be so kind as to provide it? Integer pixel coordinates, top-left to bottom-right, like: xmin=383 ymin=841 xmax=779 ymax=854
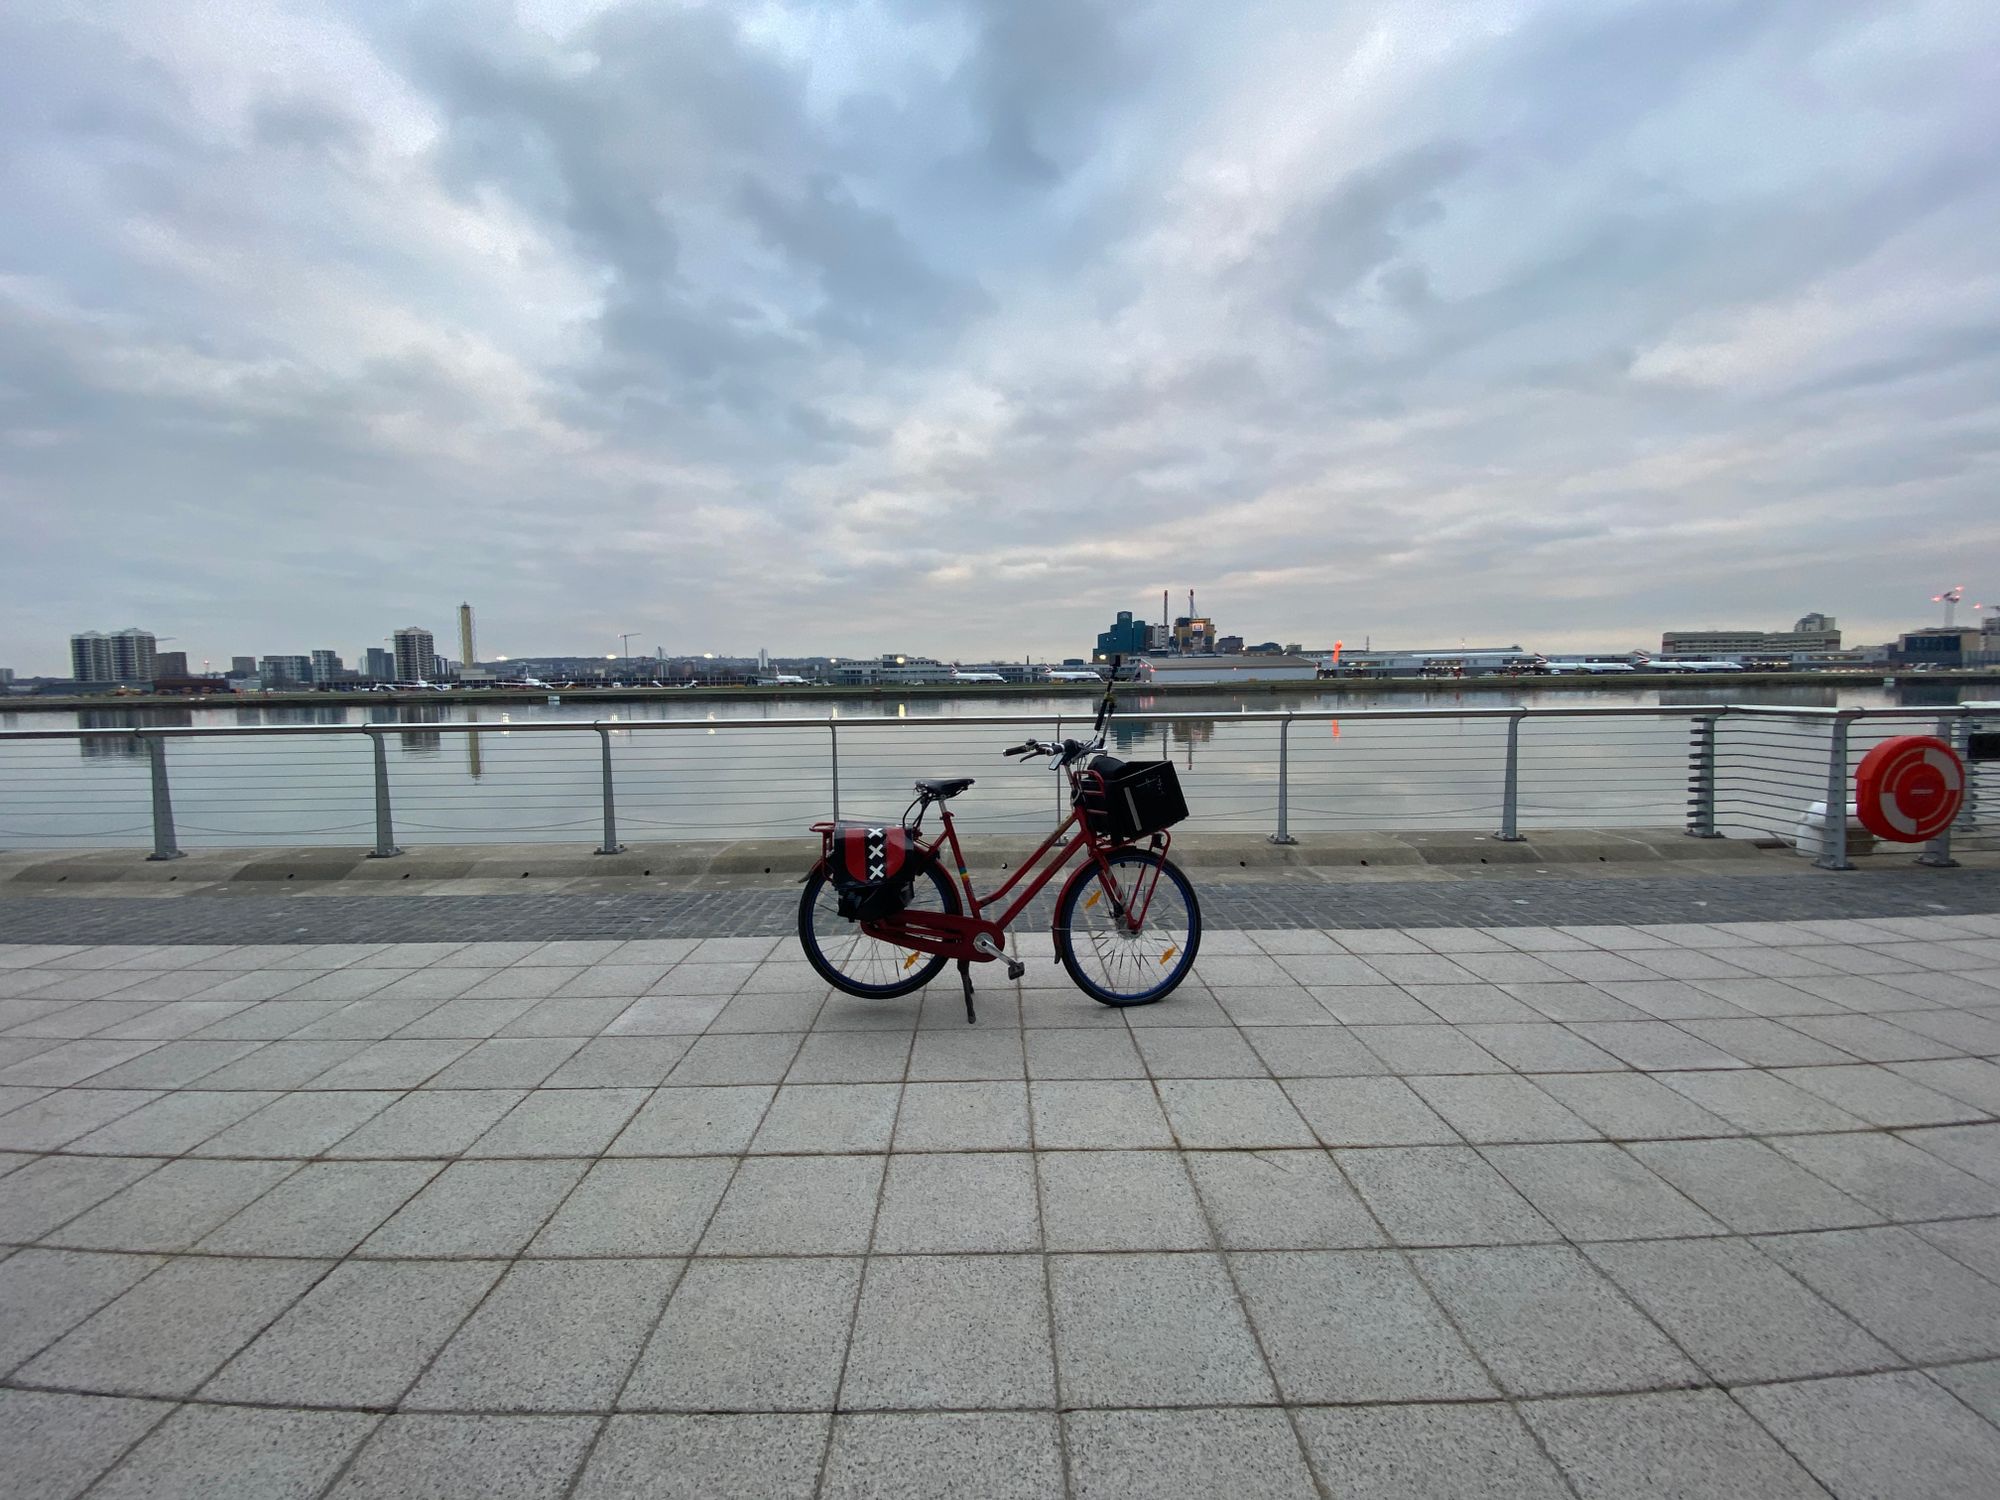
xmin=0 ymin=703 xmax=1993 ymax=866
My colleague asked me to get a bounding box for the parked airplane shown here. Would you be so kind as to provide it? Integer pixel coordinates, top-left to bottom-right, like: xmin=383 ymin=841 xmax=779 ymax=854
xmin=1042 ymin=668 xmax=1105 ymax=683
xmin=1543 ymin=660 xmax=1638 ymax=675
xmin=1651 ymin=659 xmax=1746 ymax=674
xmin=950 ymin=670 xmax=1008 ymax=684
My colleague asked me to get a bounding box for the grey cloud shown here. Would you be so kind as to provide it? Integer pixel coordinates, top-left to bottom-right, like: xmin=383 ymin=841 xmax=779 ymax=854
xmin=3 ymin=0 xmax=1999 ymax=674
xmin=1261 ymin=142 xmax=1478 ymax=333
xmin=739 ymin=173 xmax=988 ymax=345
xmin=948 ymin=0 xmax=1142 ymax=183
xmin=250 ymin=96 xmax=367 ymax=155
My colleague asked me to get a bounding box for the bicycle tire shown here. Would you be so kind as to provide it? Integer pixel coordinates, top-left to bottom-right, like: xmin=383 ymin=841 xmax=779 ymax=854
xmin=797 ymin=857 xmax=959 ymax=999
xmin=1053 ymin=847 xmax=1201 ymax=1006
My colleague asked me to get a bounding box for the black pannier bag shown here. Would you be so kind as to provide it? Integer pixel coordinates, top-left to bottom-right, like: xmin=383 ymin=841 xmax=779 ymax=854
xmin=1075 ymin=755 xmax=1189 ymax=842
xmin=822 ymin=823 xmax=921 ymax=921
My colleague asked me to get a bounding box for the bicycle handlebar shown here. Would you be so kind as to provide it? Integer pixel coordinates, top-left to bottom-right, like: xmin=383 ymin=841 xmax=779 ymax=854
xmin=1002 ymin=737 xmax=1092 ymax=766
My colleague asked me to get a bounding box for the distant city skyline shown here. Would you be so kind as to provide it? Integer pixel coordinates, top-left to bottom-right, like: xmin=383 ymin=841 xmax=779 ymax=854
xmin=18 ymin=596 xmax=1995 ymax=684
xmin=3 ymin=4 xmax=1997 ymax=677
xmin=12 ymin=587 xmax=1988 ymax=679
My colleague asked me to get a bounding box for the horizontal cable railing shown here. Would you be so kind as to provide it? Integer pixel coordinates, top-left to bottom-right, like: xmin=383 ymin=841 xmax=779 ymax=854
xmin=0 ymin=703 xmax=1993 ymax=864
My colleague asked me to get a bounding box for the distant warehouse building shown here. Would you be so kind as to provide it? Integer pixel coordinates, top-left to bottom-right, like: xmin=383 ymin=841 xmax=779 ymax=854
xmin=831 ymin=655 xmax=953 ymax=686
xmin=1894 ymin=628 xmax=1988 ymax=669
xmin=1661 ymin=614 xmax=1840 ymax=657
xmin=1140 ymin=655 xmax=1319 ymax=685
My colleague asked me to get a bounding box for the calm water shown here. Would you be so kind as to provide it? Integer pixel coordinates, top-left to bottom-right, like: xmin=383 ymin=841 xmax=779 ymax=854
xmin=0 ymin=682 xmax=1984 ymax=850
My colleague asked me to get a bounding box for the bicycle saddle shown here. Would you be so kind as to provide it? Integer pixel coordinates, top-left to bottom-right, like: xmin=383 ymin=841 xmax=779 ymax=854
xmin=916 ymin=777 xmax=975 ymax=799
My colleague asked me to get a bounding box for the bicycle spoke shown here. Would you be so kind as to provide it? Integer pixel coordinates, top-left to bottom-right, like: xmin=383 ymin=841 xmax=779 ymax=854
xmin=805 ymin=871 xmax=950 ymax=994
xmin=1065 ymin=855 xmax=1194 ymax=1001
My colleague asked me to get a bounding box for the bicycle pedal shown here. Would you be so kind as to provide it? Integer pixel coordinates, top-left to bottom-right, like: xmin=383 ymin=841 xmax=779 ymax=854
xmin=1004 ymin=958 xmax=1025 ymax=981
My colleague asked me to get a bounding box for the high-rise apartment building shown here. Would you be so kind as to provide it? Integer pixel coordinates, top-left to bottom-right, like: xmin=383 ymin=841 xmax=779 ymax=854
xmin=229 ymin=656 xmax=257 ymax=678
xmin=155 ymin=651 xmax=190 ymax=678
xmin=71 ymin=629 xmax=157 ymax=683
xmin=262 ymin=655 xmax=311 ymax=686
xmin=71 ymin=633 xmax=109 ymax=682
xmin=310 ymin=649 xmax=344 ymax=685
xmin=392 ymin=627 xmax=435 ymax=683
xmin=364 ymin=647 xmax=395 ymax=681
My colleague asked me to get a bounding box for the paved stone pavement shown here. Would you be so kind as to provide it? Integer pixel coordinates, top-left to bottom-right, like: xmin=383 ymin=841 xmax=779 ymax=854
xmin=2 ymin=867 xmax=1999 ymax=945
xmin=4 ymin=912 xmax=2000 ymax=1497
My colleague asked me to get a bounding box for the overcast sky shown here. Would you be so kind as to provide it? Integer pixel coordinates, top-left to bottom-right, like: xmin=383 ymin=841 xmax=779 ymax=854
xmin=3 ymin=0 xmax=1997 ymax=674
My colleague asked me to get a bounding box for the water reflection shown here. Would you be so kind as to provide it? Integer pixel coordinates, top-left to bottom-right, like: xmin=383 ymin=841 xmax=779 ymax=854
xmin=1655 ymin=686 xmax=1840 ymax=709
xmin=76 ymin=706 xmax=193 ymax=760
xmin=371 ymin=703 xmax=443 ymax=754
xmin=1107 ymin=717 xmax=1213 ymax=759
xmin=1891 ymin=680 xmax=1966 ymax=709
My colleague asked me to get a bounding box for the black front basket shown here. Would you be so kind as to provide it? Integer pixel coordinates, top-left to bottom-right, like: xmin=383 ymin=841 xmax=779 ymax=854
xmin=1076 ymin=756 xmax=1188 ymax=842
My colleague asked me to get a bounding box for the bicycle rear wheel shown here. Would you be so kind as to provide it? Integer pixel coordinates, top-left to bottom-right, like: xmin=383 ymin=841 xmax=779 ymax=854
xmin=1053 ymin=848 xmax=1200 ymax=1006
xmin=798 ymin=858 xmax=959 ymax=998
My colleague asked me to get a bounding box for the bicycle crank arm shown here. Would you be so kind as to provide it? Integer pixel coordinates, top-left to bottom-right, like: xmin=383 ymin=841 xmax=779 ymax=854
xmin=971 ymin=932 xmax=1026 ymax=981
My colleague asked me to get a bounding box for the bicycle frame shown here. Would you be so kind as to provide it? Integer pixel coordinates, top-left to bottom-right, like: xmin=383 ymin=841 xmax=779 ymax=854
xmin=835 ymin=768 xmax=1171 ymax=965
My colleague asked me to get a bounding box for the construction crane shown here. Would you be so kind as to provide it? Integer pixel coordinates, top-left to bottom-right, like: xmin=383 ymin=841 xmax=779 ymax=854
xmin=617 ymin=632 xmax=638 ymax=659
xmin=1933 ymin=585 xmax=1966 ymax=627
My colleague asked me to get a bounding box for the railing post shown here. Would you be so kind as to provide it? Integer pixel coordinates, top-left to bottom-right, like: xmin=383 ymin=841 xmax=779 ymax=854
xmin=828 ymin=721 xmax=840 ymax=820
xmin=1917 ymin=714 xmax=1961 ymax=868
xmin=1269 ymin=714 xmax=1298 ymax=845
xmin=366 ymin=729 xmax=402 ymax=858
xmin=594 ymin=726 xmax=625 ymax=855
xmin=143 ymin=734 xmax=183 ymax=861
xmin=1814 ymin=714 xmax=1855 ymax=871
xmin=1685 ymin=715 xmax=1723 ymax=838
xmin=1494 ymin=711 xmax=1526 ymax=841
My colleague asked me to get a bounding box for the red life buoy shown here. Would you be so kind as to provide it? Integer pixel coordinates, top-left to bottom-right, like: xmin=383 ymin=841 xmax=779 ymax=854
xmin=1854 ymin=736 xmax=1964 ymax=843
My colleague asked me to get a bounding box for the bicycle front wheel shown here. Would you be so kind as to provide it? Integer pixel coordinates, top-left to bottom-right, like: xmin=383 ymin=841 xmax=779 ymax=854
xmin=1054 ymin=848 xmax=1201 ymax=1006
xmin=798 ymin=858 xmax=959 ymax=999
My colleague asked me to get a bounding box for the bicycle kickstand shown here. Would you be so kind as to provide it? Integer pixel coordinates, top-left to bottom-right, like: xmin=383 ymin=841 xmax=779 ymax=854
xmin=956 ymin=959 xmax=977 ymax=1026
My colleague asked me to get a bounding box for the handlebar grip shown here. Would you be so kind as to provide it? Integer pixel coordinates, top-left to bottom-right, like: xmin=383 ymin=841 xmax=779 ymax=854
xmin=1002 ymin=744 xmax=1035 ymax=757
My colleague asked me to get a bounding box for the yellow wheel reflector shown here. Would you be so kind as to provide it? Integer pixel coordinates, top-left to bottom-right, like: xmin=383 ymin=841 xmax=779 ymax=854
xmin=1084 ymin=890 xmax=1102 ymax=910
xmin=903 ymin=952 xmax=922 ymax=969
xmin=1161 ymin=946 xmax=1179 ymax=965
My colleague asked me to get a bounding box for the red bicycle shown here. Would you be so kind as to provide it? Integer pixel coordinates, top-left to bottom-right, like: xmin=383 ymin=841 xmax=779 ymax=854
xmin=797 ymin=663 xmax=1201 ymax=1021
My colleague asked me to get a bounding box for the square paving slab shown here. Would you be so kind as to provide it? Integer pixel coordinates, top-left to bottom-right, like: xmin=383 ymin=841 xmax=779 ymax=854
xmin=5 ymin=911 xmax=2000 ymax=1495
